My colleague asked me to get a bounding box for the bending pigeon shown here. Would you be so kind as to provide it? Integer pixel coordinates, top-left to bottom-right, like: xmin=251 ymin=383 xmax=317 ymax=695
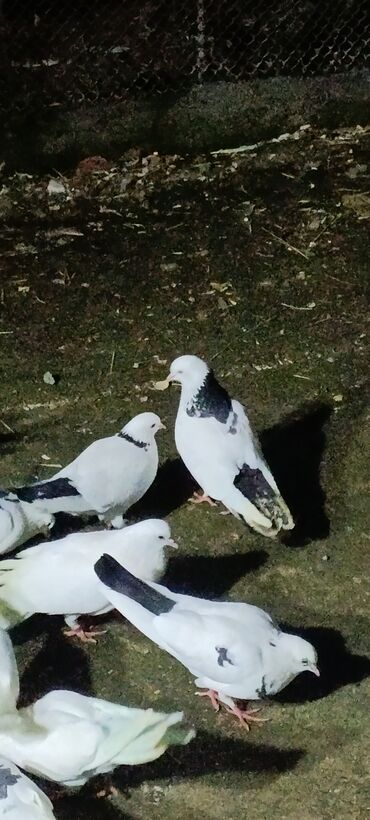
xmin=0 ymin=492 xmax=54 ymax=557
xmin=0 ymin=519 xmax=176 ymax=640
xmin=165 ymin=355 xmax=293 ymax=537
xmin=0 ymin=630 xmax=195 ymax=787
xmin=0 ymin=756 xmax=55 ymax=819
xmin=95 ymin=555 xmax=319 ymax=728
xmin=12 ymin=412 xmax=164 ymax=531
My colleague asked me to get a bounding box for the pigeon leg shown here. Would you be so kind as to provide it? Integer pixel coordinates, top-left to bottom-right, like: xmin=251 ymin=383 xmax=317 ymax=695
xmin=225 ymin=701 xmax=268 ymax=730
xmin=195 ymin=689 xmax=220 ymax=711
xmin=189 ymin=491 xmax=217 ymax=507
xmin=63 ymin=615 xmax=107 ymax=644
xmin=63 ymin=625 xmax=107 ymax=644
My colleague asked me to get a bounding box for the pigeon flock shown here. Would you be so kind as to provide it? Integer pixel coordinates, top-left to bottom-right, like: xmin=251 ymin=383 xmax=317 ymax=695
xmin=0 ymin=354 xmax=319 ymax=817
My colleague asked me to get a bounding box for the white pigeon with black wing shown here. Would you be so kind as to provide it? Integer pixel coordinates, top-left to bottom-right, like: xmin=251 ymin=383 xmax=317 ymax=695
xmin=12 ymin=412 xmax=164 ymax=532
xmin=0 ymin=492 xmax=54 ymax=557
xmin=166 ymin=354 xmax=293 ymax=537
xmin=0 ymin=629 xmax=195 ymax=787
xmin=0 ymin=756 xmax=56 ymax=819
xmin=95 ymin=555 xmax=319 ymax=728
xmin=0 ymin=519 xmax=176 ymax=640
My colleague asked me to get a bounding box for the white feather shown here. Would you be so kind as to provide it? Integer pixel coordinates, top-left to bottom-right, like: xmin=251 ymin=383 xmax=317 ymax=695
xmin=0 ymin=756 xmax=55 ymax=819
xmin=0 ymin=630 xmax=195 ymax=787
xmin=11 ymin=412 xmax=163 ymax=537
xmin=0 ymin=519 xmax=174 ymax=629
xmin=96 ymin=562 xmax=318 ymax=705
xmin=169 ymin=355 xmax=294 ymax=536
xmin=0 ymin=495 xmax=54 ymax=557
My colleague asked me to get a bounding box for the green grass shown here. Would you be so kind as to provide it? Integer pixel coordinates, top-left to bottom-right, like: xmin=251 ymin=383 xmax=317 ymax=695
xmin=0 ymin=126 xmax=369 ymax=819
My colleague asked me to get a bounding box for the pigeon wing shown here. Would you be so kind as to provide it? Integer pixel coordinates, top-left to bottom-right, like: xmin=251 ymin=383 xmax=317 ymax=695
xmin=154 ymin=608 xmax=261 ymax=684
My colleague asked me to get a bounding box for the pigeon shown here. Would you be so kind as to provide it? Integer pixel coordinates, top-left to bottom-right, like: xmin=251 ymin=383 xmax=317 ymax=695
xmin=165 ymin=354 xmax=293 ymax=537
xmin=0 ymin=756 xmax=56 ymax=819
xmin=0 ymin=519 xmax=177 ymax=641
xmin=0 ymin=492 xmax=54 ymax=557
xmin=0 ymin=629 xmax=195 ymax=787
xmin=12 ymin=412 xmax=164 ymax=533
xmin=95 ymin=555 xmax=319 ymax=728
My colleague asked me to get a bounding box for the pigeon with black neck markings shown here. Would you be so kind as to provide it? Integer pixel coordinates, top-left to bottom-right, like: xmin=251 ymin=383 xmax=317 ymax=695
xmin=94 ymin=555 xmax=319 ymax=729
xmin=0 ymin=519 xmax=176 ymax=641
xmin=165 ymin=355 xmax=293 ymax=537
xmin=12 ymin=412 xmax=164 ymax=532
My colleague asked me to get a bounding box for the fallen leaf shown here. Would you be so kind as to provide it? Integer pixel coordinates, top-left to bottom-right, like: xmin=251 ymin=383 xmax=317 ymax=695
xmin=43 ymin=371 xmax=56 ymax=385
xmin=152 ymin=379 xmax=169 ymax=391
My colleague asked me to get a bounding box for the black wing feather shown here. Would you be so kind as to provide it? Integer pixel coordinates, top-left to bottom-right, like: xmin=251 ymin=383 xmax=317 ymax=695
xmin=94 ymin=554 xmax=175 ymax=616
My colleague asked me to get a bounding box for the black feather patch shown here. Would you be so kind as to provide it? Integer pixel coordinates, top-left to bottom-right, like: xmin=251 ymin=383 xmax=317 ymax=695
xmin=94 ymin=554 xmax=175 ymax=615
xmin=215 ymin=646 xmax=234 ymax=667
xmin=0 ymin=765 xmax=20 ymax=799
xmin=228 ymin=411 xmax=238 ymax=434
xmin=118 ymin=432 xmax=148 ymax=450
xmin=233 ymin=463 xmax=273 ymax=503
xmin=186 ymin=370 xmax=232 ymax=424
xmin=256 ymin=675 xmax=269 ymax=699
xmin=16 ymin=477 xmax=80 ymax=503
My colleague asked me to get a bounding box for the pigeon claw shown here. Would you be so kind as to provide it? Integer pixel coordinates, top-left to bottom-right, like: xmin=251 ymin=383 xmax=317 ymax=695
xmin=189 ymin=491 xmax=217 ymax=507
xmin=63 ymin=625 xmax=107 ymax=644
xmin=195 ymin=689 xmax=220 ymax=711
xmin=225 ymin=702 xmax=269 ymax=730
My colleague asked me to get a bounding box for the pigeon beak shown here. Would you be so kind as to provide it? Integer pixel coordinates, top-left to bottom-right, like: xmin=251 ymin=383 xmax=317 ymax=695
xmin=310 ymin=664 xmax=320 ymax=677
xmin=166 ymin=538 xmax=178 ymax=549
xmin=159 ymin=422 xmax=166 ymax=431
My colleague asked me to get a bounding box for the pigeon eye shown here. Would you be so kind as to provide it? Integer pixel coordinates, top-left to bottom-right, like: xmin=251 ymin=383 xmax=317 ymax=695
xmin=158 ymin=535 xmax=165 ymax=539
xmin=302 ymin=659 xmax=309 ymax=665
xmin=151 ymin=423 xmax=155 ymax=428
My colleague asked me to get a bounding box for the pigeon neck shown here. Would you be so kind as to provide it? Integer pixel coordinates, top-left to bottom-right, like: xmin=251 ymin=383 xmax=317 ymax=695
xmin=0 ymin=632 xmax=19 ymax=715
xmin=179 ymin=373 xmax=209 ymax=408
xmin=118 ymin=431 xmax=150 ymax=451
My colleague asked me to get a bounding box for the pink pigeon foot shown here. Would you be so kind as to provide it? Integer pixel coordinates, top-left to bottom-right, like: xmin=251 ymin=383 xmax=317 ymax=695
xmin=189 ymin=491 xmax=217 ymax=507
xmin=63 ymin=625 xmax=107 ymax=644
xmin=195 ymin=689 xmax=220 ymax=711
xmin=225 ymin=701 xmax=269 ymax=730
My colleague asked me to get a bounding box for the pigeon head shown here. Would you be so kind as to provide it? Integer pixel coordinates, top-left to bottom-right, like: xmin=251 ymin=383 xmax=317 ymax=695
xmin=167 ymin=355 xmax=209 ymax=390
xmin=130 ymin=518 xmax=178 ymax=549
xmin=121 ymin=412 xmax=165 ymax=441
xmin=280 ymin=633 xmax=319 ymax=678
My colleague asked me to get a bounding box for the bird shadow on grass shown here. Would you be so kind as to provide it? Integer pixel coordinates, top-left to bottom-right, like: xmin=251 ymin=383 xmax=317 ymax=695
xmin=163 ymin=549 xmax=268 ymax=598
xmin=260 ymin=401 xmax=332 ymax=547
xmin=112 ymin=731 xmax=304 ymax=792
xmin=17 ymin=628 xmax=93 ymax=707
xmin=131 ymin=457 xmax=197 ymax=520
xmin=0 ymin=431 xmax=23 ymax=459
xmin=53 ymin=792 xmax=131 ymax=820
xmin=275 ymin=624 xmax=370 ymax=704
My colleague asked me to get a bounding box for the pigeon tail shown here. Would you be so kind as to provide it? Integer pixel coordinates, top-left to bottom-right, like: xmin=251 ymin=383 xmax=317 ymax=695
xmin=233 ymin=463 xmax=294 ymax=535
xmin=94 ymin=555 xmax=175 ymax=616
xmin=114 ymin=710 xmax=195 ymax=765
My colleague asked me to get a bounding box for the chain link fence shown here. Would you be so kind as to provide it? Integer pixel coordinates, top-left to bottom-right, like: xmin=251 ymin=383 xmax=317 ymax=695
xmin=1 ymin=0 xmax=369 ymax=111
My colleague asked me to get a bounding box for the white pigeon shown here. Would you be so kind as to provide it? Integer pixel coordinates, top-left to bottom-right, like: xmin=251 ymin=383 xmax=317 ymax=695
xmin=0 ymin=519 xmax=176 ymax=641
xmin=0 ymin=756 xmax=55 ymax=819
xmin=95 ymin=555 xmax=319 ymax=728
xmin=0 ymin=492 xmax=54 ymax=557
xmin=0 ymin=629 xmax=195 ymax=787
xmin=12 ymin=412 xmax=164 ymax=532
xmin=165 ymin=355 xmax=294 ymax=537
